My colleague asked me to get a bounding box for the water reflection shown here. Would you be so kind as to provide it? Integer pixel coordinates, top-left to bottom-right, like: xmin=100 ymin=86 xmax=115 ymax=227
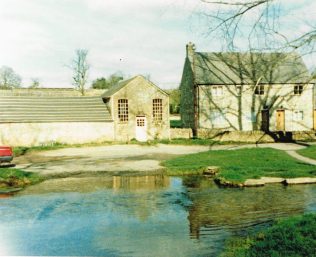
xmin=183 ymin=177 xmax=311 ymax=239
xmin=0 ymin=175 xmax=315 ymax=256
xmin=20 ymin=174 xmax=170 ymax=194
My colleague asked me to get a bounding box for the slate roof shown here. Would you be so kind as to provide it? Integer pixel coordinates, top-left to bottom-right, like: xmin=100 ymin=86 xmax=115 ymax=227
xmin=193 ymin=52 xmax=311 ymax=85
xmin=0 ymin=96 xmax=112 ymax=123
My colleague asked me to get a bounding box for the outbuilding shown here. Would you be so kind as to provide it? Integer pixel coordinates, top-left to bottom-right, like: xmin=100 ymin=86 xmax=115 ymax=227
xmin=0 ymin=75 xmax=170 ymax=146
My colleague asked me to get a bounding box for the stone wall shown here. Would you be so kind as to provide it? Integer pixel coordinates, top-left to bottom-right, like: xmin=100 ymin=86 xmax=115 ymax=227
xmin=198 ymin=83 xmax=314 ymax=132
xmin=111 ymin=76 xmax=170 ymax=141
xmin=0 ymin=122 xmax=114 ymax=146
xmin=170 ymin=128 xmax=316 ymax=143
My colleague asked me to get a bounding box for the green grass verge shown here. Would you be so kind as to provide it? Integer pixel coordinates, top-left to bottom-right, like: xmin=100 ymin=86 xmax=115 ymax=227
xmin=297 ymin=145 xmax=316 ymax=161
xmin=163 ymin=148 xmax=316 ymax=182
xmin=221 ymin=213 xmax=316 ymax=257
xmin=0 ymin=168 xmax=43 ymax=190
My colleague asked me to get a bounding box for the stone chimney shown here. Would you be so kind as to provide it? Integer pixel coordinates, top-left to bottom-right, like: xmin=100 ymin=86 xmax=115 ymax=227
xmin=186 ymin=42 xmax=196 ymax=62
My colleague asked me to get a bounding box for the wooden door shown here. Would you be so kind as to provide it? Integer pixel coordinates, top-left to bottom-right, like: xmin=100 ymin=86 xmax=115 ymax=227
xmin=261 ymin=109 xmax=269 ymax=132
xmin=314 ymin=109 xmax=316 ymax=130
xmin=276 ymin=110 xmax=285 ymax=131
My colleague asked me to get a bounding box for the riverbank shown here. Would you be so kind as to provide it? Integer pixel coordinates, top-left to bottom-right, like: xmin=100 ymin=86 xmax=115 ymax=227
xmin=6 ymin=143 xmax=316 ymax=191
xmin=0 ymin=168 xmax=43 ymax=193
xmin=221 ymin=213 xmax=316 ymax=257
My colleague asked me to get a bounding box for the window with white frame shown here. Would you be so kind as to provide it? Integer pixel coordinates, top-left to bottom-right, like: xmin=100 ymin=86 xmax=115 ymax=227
xmin=293 ymin=110 xmax=303 ymax=121
xmin=294 ymin=85 xmax=303 ymax=95
xmin=211 ymin=86 xmax=223 ymax=96
xmin=118 ymin=99 xmax=128 ymax=122
xmin=153 ymin=99 xmax=163 ymax=122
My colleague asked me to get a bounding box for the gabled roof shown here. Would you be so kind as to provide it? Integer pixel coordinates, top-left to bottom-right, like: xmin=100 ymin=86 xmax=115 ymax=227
xmin=0 ymin=96 xmax=112 ymax=123
xmin=102 ymin=75 xmax=168 ymax=98
xmin=192 ymin=52 xmax=311 ymax=85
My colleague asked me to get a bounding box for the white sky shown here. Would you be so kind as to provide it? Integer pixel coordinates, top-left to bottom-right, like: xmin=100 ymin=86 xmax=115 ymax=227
xmin=0 ymin=0 xmax=315 ymax=89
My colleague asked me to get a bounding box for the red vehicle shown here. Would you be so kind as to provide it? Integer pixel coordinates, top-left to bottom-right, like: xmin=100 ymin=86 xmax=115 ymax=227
xmin=0 ymin=146 xmax=13 ymax=164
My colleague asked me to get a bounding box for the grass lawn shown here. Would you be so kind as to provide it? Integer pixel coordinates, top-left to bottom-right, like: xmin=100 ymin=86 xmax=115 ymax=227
xmin=297 ymin=145 xmax=316 ymax=160
xmin=163 ymin=148 xmax=316 ymax=183
xmin=0 ymin=168 xmax=43 ymax=190
xmin=221 ymin=213 xmax=316 ymax=257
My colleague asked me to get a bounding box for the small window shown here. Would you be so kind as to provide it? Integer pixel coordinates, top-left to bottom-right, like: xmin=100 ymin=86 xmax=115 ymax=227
xmin=293 ymin=110 xmax=303 ymax=121
xmin=153 ymin=99 xmax=163 ymax=122
xmin=294 ymin=85 xmax=303 ymax=95
xmin=118 ymin=99 xmax=128 ymax=122
xmin=255 ymin=85 xmax=265 ymax=95
xmin=211 ymin=86 xmax=223 ymax=96
xmin=137 ymin=118 xmax=145 ymax=127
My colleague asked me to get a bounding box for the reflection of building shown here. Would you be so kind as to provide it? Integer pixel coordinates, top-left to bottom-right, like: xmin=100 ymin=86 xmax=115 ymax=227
xmin=186 ymin=182 xmax=307 ymax=239
xmin=112 ymin=175 xmax=170 ymax=192
xmin=180 ymin=43 xmax=315 ymax=133
xmin=0 ymin=76 xmax=169 ymax=146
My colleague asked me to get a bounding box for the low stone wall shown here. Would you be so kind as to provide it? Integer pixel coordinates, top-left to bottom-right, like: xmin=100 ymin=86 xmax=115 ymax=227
xmin=170 ymin=128 xmax=192 ymax=139
xmin=0 ymin=122 xmax=115 ymax=146
xmin=292 ymin=131 xmax=316 ymax=141
xmin=170 ymin=128 xmax=316 ymax=143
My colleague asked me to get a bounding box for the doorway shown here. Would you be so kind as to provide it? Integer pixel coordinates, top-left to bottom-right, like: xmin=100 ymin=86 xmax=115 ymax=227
xmin=261 ymin=109 xmax=269 ymax=132
xmin=276 ymin=110 xmax=285 ymax=131
xmin=135 ymin=116 xmax=147 ymax=142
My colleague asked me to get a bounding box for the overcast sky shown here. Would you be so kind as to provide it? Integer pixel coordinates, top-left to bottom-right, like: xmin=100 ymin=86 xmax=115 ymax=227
xmin=0 ymin=0 xmax=315 ymax=89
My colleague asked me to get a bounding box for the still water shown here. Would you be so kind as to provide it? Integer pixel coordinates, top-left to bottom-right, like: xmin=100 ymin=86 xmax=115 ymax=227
xmin=0 ymin=175 xmax=316 ymax=256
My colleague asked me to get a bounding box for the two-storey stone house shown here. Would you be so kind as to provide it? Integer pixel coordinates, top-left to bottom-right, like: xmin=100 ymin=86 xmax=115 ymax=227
xmin=180 ymin=43 xmax=315 ymax=135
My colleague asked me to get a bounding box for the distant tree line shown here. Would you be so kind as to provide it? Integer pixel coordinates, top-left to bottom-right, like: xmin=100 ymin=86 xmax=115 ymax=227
xmin=91 ymin=72 xmax=124 ymax=90
xmin=0 ymin=66 xmax=21 ymax=89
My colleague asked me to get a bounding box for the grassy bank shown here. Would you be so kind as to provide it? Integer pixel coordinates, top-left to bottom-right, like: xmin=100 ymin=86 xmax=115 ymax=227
xmin=297 ymin=145 xmax=316 ymax=160
xmin=163 ymin=148 xmax=316 ymax=182
xmin=221 ymin=213 xmax=316 ymax=257
xmin=0 ymin=168 xmax=43 ymax=191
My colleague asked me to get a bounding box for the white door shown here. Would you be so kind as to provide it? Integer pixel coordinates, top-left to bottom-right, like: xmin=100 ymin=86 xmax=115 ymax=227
xmin=136 ymin=116 xmax=147 ymax=142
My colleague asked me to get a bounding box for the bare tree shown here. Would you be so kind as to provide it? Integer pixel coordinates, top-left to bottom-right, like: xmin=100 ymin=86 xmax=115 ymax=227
xmin=0 ymin=66 xmax=22 ymax=89
xmin=71 ymin=49 xmax=89 ymax=96
xmin=199 ymin=0 xmax=316 ymax=52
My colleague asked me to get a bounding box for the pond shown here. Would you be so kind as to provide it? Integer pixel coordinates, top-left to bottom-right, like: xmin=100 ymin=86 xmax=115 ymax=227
xmin=0 ymin=175 xmax=316 ymax=256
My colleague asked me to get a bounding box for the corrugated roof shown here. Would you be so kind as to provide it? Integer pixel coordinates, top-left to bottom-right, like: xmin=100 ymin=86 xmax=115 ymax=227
xmin=193 ymin=52 xmax=311 ymax=85
xmin=0 ymin=96 xmax=112 ymax=123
